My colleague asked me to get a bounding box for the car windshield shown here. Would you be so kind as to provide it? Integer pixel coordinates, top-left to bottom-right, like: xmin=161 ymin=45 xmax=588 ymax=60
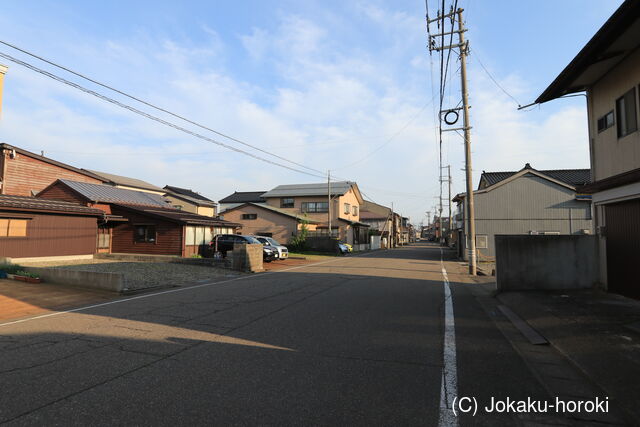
xmin=265 ymin=237 xmax=280 ymax=246
xmin=244 ymin=236 xmax=261 ymax=244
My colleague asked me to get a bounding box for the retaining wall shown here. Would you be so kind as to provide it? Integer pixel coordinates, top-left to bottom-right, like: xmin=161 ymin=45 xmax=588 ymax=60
xmin=23 ymin=266 xmax=125 ymax=293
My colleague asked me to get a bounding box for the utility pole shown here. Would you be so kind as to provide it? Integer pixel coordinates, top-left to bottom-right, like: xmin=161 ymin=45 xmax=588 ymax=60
xmin=327 ymin=170 xmax=331 ymax=238
xmin=391 ymin=202 xmax=395 ymax=248
xmin=457 ymin=9 xmax=477 ymax=275
xmin=427 ymin=6 xmax=477 ymax=275
xmin=447 ymin=165 xmax=452 ymax=246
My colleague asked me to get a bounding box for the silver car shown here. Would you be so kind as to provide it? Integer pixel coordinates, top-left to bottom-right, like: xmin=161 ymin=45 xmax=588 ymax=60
xmin=254 ymin=236 xmax=288 ymax=260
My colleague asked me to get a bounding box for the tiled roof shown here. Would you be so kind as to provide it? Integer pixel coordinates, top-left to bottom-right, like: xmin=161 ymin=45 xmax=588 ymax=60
xmin=359 ymin=210 xmax=388 ymax=220
xmin=115 ymin=204 xmax=240 ymax=227
xmin=85 ymin=170 xmax=165 ymax=193
xmin=262 ymin=181 xmax=355 ymax=198
xmin=164 ymin=186 xmax=216 ymax=207
xmin=0 ymin=194 xmax=103 ymax=216
xmin=164 ymin=185 xmax=214 ymax=203
xmin=58 ymin=180 xmax=170 ymax=207
xmin=480 ymin=166 xmax=591 ymax=189
xmin=218 ymin=191 xmax=266 ymax=204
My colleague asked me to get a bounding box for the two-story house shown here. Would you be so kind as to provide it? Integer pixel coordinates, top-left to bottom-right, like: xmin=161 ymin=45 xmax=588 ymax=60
xmin=222 ymin=181 xmax=369 ymax=248
xmin=163 ymin=185 xmax=218 ymax=217
xmin=453 ymin=164 xmax=592 ymax=261
xmin=536 ymin=0 xmax=640 ymax=298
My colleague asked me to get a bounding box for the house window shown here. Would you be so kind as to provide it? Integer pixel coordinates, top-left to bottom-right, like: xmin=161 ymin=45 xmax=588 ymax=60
xmin=242 ymin=214 xmax=257 ymax=220
xmin=301 ymin=202 xmax=328 ymax=213
xmin=344 ymin=203 xmax=351 ymax=214
xmin=352 ymin=206 xmax=358 ymax=216
xmin=280 ymin=198 xmax=294 ymax=208
xmin=476 ymin=235 xmax=488 ymax=249
xmin=616 ymin=87 xmax=638 ymax=138
xmin=0 ymin=218 xmax=28 ymax=237
xmin=597 ymin=111 xmax=614 ymax=133
xmin=97 ymin=227 xmax=110 ymax=248
xmin=134 ymin=225 xmax=156 ymax=243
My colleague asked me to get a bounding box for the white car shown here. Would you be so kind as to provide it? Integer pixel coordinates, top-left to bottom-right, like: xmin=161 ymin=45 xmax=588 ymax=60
xmin=254 ymin=236 xmax=289 ymax=260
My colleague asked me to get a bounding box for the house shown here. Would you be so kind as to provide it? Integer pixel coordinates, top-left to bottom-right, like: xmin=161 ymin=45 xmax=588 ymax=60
xmin=163 ymin=185 xmax=218 ymax=217
xmin=0 ymin=143 xmax=103 ymax=197
xmin=85 ymin=170 xmax=166 ymax=195
xmin=259 ymin=181 xmax=369 ymax=248
xmin=0 ymin=194 xmax=103 ymax=262
xmin=453 ymin=164 xmax=592 ymax=260
xmin=37 ymin=179 xmax=239 ymax=257
xmin=535 ymin=0 xmax=640 ymax=298
xmin=359 ymin=200 xmax=394 ymax=248
xmin=219 ymin=202 xmax=320 ymax=243
xmin=218 ymin=191 xmax=266 ymax=212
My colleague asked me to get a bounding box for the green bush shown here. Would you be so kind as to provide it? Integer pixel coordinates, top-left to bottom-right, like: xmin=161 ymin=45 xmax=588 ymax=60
xmin=190 ymin=254 xmax=203 ymax=258
xmin=0 ymin=264 xmax=24 ymax=274
xmin=288 ymin=217 xmax=309 ymax=251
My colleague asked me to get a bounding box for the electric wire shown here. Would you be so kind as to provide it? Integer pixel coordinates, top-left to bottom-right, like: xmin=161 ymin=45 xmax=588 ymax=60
xmin=0 ymin=40 xmax=327 ymax=176
xmin=474 ymin=53 xmax=522 ymax=107
xmin=0 ymin=51 xmax=329 ymax=180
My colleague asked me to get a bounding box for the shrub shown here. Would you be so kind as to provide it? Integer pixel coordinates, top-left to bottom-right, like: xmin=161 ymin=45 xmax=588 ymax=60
xmin=288 ymin=217 xmax=309 ymax=251
xmin=0 ymin=264 xmax=24 ymax=274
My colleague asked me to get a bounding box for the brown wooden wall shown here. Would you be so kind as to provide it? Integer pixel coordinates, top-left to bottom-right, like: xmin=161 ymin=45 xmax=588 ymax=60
xmin=0 ymin=212 xmax=97 ymax=258
xmin=110 ymin=206 xmax=183 ymax=256
xmin=37 ymin=183 xmax=88 ymax=204
xmin=1 ymin=151 xmax=102 ymax=197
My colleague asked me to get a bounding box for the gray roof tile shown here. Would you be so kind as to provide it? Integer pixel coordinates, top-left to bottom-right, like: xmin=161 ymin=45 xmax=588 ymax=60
xmin=262 ymin=181 xmax=355 ymax=198
xmin=60 ymin=180 xmax=170 ymax=207
xmin=0 ymin=194 xmax=103 ymax=216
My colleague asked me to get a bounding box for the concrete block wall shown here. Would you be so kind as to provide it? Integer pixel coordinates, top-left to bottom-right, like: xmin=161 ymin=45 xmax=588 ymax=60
xmin=495 ymin=235 xmax=599 ymax=291
xmin=231 ymin=243 xmax=264 ymax=273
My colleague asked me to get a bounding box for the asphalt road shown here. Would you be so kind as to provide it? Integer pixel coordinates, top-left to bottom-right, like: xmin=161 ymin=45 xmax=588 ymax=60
xmin=0 ymin=244 xmax=592 ymax=426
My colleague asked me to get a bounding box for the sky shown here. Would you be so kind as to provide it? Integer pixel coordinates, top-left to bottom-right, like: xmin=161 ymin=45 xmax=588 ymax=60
xmin=0 ymin=0 xmax=623 ymax=225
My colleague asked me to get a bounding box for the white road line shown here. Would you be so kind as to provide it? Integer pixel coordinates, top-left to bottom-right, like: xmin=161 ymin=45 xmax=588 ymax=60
xmin=0 ymin=255 xmax=352 ymax=328
xmin=438 ymin=248 xmax=459 ymax=427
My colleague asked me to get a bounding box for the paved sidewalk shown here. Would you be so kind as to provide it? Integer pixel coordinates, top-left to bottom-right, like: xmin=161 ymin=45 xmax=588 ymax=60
xmin=497 ymin=289 xmax=640 ymax=424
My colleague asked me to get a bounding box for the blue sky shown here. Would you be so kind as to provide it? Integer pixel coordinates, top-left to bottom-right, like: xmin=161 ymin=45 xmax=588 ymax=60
xmin=0 ymin=0 xmax=623 ymax=224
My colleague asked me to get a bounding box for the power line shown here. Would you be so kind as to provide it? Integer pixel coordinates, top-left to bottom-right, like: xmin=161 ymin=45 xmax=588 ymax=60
xmin=474 ymin=53 xmax=522 ymax=107
xmin=0 ymin=51 xmax=330 ymax=180
xmin=331 ymin=100 xmax=433 ymax=170
xmin=0 ymin=40 xmax=327 ymax=176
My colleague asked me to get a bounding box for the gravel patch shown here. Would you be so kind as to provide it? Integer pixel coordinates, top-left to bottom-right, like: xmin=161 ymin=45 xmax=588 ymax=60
xmin=20 ymin=259 xmax=241 ymax=291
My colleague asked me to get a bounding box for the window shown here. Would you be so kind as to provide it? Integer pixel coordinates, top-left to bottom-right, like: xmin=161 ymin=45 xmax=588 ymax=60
xmin=344 ymin=203 xmax=351 ymax=214
xmin=597 ymin=111 xmax=614 ymax=133
xmin=97 ymin=227 xmax=110 ymax=248
xmin=134 ymin=225 xmax=156 ymax=243
xmin=352 ymin=206 xmax=358 ymax=216
xmin=476 ymin=235 xmax=488 ymax=249
xmin=280 ymin=198 xmax=294 ymax=208
xmin=616 ymin=87 xmax=638 ymax=138
xmin=242 ymin=214 xmax=257 ymax=220
xmin=0 ymin=219 xmax=27 ymax=237
xmin=301 ymin=202 xmax=328 ymax=213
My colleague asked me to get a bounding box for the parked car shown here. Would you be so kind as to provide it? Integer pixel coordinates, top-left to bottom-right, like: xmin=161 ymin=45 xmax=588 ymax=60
xmin=210 ymin=234 xmax=277 ymax=262
xmin=253 ymin=236 xmax=288 ymax=260
xmin=338 ymin=242 xmax=353 ymax=254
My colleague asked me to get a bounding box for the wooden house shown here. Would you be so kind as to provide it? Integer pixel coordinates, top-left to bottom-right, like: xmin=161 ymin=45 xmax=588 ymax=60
xmin=38 ymin=179 xmax=240 ymax=257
